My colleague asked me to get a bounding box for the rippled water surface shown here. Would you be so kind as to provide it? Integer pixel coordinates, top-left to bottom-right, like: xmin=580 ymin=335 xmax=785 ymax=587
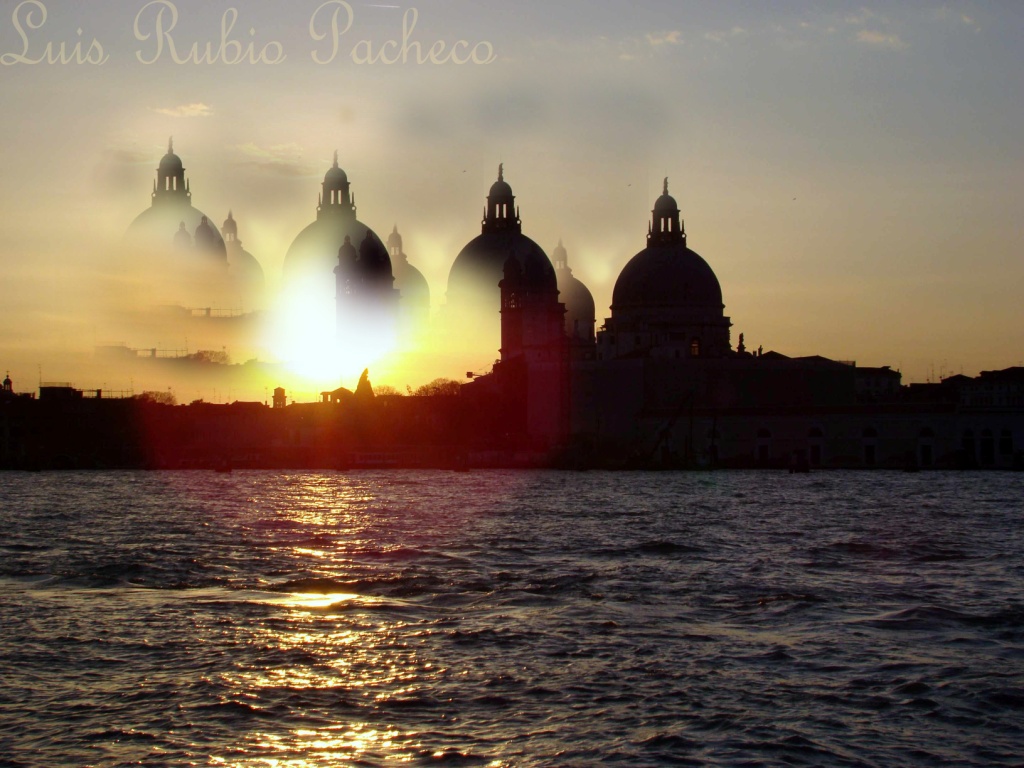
xmin=1 ymin=470 xmax=1023 ymax=766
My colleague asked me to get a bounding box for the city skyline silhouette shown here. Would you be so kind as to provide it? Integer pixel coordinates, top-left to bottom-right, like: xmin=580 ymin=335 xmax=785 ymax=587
xmin=1 ymin=2 xmax=1021 ymax=400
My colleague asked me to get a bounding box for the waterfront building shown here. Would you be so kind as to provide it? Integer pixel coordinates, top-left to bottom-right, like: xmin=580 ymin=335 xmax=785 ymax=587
xmin=125 ymin=139 xmax=265 ymax=312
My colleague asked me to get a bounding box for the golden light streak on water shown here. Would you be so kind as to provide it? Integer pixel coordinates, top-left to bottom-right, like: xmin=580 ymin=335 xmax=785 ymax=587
xmin=215 ymin=723 xmax=416 ymax=765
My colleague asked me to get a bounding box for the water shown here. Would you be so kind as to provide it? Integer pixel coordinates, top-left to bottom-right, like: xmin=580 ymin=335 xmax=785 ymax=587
xmin=1 ymin=470 xmax=1022 ymax=767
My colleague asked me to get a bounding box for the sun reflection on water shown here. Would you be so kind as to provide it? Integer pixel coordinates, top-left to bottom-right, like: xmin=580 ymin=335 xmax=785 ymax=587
xmin=195 ymin=474 xmax=504 ymax=766
xmin=210 ymin=723 xmax=413 ymax=766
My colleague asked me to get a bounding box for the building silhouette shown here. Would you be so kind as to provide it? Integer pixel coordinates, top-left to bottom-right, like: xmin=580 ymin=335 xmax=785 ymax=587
xmin=283 ymin=152 xmax=390 ymax=283
xmin=18 ymin=149 xmax=1015 ymax=472
xmin=124 ymin=139 xmax=265 ymax=312
xmin=282 ymin=153 xmax=407 ymax=350
xmin=552 ymin=240 xmax=596 ymax=359
xmin=598 ymin=179 xmax=730 ymax=361
xmin=387 ymin=226 xmax=430 ymax=332
xmin=127 ymin=138 xmax=227 ymax=262
xmin=220 ymin=211 xmax=265 ymax=301
xmin=444 ymin=166 xmax=557 ymax=353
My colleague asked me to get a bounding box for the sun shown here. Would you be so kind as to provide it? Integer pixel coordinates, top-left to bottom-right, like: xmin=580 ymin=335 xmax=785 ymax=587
xmin=268 ymin=278 xmax=397 ymax=385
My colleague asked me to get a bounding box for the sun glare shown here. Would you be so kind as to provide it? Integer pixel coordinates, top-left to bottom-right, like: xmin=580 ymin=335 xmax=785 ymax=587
xmin=270 ymin=278 xmax=397 ymax=386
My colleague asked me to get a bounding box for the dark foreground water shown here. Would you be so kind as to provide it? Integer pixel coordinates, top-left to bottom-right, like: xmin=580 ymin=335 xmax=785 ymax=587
xmin=1 ymin=471 xmax=1023 ymax=767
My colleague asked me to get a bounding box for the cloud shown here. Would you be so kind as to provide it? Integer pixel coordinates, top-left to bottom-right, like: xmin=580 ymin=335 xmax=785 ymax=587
xmin=151 ymin=103 xmax=213 ymax=118
xmin=231 ymin=142 xmax=313 ymax=177
xmin=844 ymin=8 xmax=888 ymax=26
xmin=855 ymin=30 xmax=907 ymax=50
xmin=703 ymin=27 xmax=748 ymax=45
xmin=646 ymin=30 xmax=682 ymax=47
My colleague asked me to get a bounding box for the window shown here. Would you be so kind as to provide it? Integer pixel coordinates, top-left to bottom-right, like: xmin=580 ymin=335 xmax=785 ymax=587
xmin=690 ymin=339 xmax=701 ymax=357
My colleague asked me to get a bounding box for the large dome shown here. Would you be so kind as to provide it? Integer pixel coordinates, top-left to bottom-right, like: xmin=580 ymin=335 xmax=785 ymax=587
xmin=284 ymin=217 xmax=389 ymax=281
xmin=282 ymin=156 xmax=389 ymax=282
xmin=599 ymin=179 xmax=731 ymax=360
xmin=448 ymin=231 xmax=555 ymax=304
xmin=126 ymin=200 xmax=227 ymax=262
xmin=447 ymin=166 xmax=555 ymax=305
xmin=612 ymin=241 xmax=723 ymax=311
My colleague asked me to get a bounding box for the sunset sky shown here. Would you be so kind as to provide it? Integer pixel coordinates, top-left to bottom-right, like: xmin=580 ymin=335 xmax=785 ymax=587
xmin=0 ymin=0 xmax=1021 ymax=398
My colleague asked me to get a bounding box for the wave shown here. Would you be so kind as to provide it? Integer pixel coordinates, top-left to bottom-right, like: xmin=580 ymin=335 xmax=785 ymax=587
xmin=851 ymin=605 xmax=1024 ymax=631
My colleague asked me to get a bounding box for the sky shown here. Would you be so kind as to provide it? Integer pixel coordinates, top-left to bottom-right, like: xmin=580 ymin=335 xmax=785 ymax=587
xmin=0 ymin=0 xmax=1021 ymax=399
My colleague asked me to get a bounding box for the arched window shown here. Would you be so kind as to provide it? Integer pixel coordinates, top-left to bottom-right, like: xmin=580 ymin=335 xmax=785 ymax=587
xmin=690 ymin=338 xmax=701 ymax=357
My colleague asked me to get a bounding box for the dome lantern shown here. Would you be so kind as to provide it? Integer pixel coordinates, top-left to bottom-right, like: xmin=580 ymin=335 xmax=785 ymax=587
xmin=650 ymin=177 xmax=685 ymax=246
xmin=318 ymin=150 xmax=355 ymax=218
xmin=483 ymin=163 xmax=521 ymax=234
xmin=153 ymin=136 xmax=190 ymax=204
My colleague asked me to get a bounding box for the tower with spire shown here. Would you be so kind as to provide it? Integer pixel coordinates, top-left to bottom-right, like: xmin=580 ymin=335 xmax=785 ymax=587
xmin=648 ymin=177 xmax=685 ymax=246
xmin=482 ymin=164 xmax=521 ymax=234
xmin=152 ymin=137 xmax=191 ymax=205
xmin=317 ymin=151 xmax=357 ymax=220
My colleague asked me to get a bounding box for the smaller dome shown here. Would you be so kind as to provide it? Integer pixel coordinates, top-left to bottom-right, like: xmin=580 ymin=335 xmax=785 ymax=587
xmin=158 ymin=138 xmax=183 ymax=173
xmin=559 ymin=274 xmax=595 ymax=333
xmin=194 ymin=216 xmax=225 ymax=259
xmin=325 ymin=165 xmax=348 ymax=186
xmin=324 ymin=151 xmax=348 ymax=186
xmin=489 ymin=163 xmax=513 ymax=200
xmin=159 ymin=153 xmax=183 ymax=173
xmin=490 ymin=179 xmax=513 ymax=199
